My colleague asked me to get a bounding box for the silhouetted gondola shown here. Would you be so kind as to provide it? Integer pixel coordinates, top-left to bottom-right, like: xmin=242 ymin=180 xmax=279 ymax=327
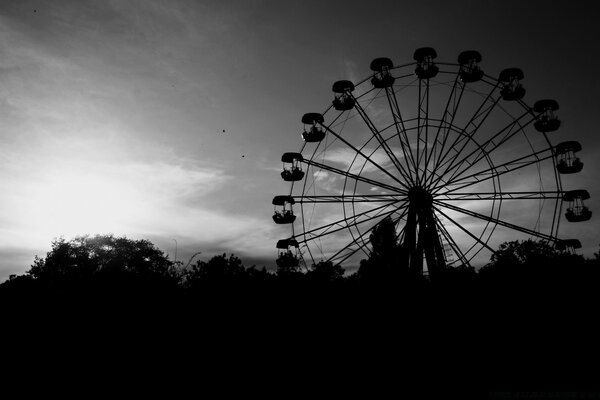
xmin=272 ymin=195 xmax=296 ymax=224
xmin=301 ymin=113 xmax=325 ymax=142
xmin=555 ymin=141 xmax=583 ymax=174
xmin=458 ymin=50 xmax=484 ymax=83
xmin=281 ymin=152 xmax=304 ymax=182
xmin=563 ymin=190 xmax=592 ymax=222
xmin=276 ymin=238 xmax=299 ymax=257
xmin=414 ymin=47 xmax=438 ymax=79
xmin=499 ymin=68 xmax=525 ymax=101
xmin=370 ymin=57 xmax=395 ymax=88
xmin=534 ymin=99 xmax=561 ymax=132
xmin=332 ymin=80 xmax=355 ymax=111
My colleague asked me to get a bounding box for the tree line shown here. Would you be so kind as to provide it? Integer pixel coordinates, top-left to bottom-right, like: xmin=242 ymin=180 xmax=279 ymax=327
xmin=2 ymin=217 xmax=598 ymax=312
xmin=2 ymin=218 xmax=599 ymax=295
xmin=2 ymin=219 xmax=598 ymax=390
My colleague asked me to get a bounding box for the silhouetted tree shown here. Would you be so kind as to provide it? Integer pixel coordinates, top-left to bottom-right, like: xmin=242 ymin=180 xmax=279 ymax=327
xmin=29 ymin=234 xmax=177 ymax=282
xmin=275 ymin=250 xmax=301 ymax=277
xmin=183 ymin=253 xmax=246 ymax=290
xmin=434 ymin=263 xmax=476 ymax=286
xmin=308 ymin=260 xmax=344 ymax=283
xmin=356 ymin=217 xmax=407 ymax=284
xmin=479 ymin=239 xmax=584 ymax=278
xmin=477 ymin=238 xmax=591 ymax=308
xmin=244 ymin=265 xmax=273 ymax=282
xmin=487 ymin=239 xmax=557 ymax=266
xmin=0 ymin=235 xmax=185 ymax=325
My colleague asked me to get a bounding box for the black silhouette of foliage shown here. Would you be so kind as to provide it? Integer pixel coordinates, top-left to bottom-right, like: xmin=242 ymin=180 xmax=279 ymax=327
xmin=29 ymin=235 xmax=177 ymax=279
xmin=184 ymin=253 xmax=245 ymax=285
xmin=308 ymin=260 xmax=344 ymax=283
xmin=2 ymin=234 xmax=600 ymax=390
xmin=356 ymin=217 xmax=408 ymax=284
xmin=487 ymin=239 xmax=558 ymax=266
xmin=27 ymin=234 xmax=180 ymax=295
xmin=478 ymin=238 xmax=587 ymax=283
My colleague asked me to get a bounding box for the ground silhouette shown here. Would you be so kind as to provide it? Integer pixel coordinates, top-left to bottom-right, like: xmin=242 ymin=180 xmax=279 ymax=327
xmin=2 ymin=231 xmax=599 ymax=392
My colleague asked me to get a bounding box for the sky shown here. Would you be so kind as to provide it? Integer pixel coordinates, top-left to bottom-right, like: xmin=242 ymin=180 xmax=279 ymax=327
xmin=0 ymin=0 xmax=598 ymax=280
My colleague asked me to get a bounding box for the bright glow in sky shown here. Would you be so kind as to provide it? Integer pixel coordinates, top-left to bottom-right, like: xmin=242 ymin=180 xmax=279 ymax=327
xmin=0 ymin=0 xmax=598 ymax=280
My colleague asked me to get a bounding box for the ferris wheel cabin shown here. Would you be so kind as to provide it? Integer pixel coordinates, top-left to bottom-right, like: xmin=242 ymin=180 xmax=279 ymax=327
xmin=413 ymin=47 xmax=439 ymax=79
xmin=272 ymin=195 xmax=296 ymax=224
xmin=276 ymin=238 xmax=299 ymax=255
xmin=555 ymin=141 xmax=583 ymax=174
xmin=458 ymin=50 xmax=484 ymax=83
xmin=499 ymin=68 xmax=526 ymax=101
xmin=281 ymin=152 xmax=305 ymax=181
xmin=332 ymin=80 xmax=356 ymax=111
xmin=301 ymin=112 xmax=326 ymax=142
xmin=534 ymin=99 xmax=561 ymax=132
xmin=370 ymin=57 xmax=395 ymax=88
xmin=563 ymin=190 xmax=592 ymax=222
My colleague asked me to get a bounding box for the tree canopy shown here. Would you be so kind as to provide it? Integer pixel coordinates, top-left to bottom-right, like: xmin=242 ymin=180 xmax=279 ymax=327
xmin=28 ymin=234 xmax=177 ymax=282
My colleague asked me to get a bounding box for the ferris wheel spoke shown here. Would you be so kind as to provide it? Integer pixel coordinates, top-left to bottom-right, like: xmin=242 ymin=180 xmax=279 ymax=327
xmin=417 ymin=78 xmax=433 ymax=185
xmin=447 ymin=125 xmax=542 ymax=188
xmin=423 ymin=74 xmax=466 ymax=185
xmin=432 ymin=212 xmax=470 ymax=267
xmin=433 ymin=200 xmax=559 ymax=242
xmin=435 ymin=190 xmax=563 ymax=201
xmin=319 ymin=124 xmax=411 ymax=190
xmin=345 ymin=199 xmax=410 ymax=255
xmin=327 ymin=227 xmax=374 ymax=265
xmin=436 ymin=110 xmax=537 ymax=187
xmin=427 ymin=96 xmax=505 ymax=188
xmin=415 ymin=79 xmax=424 ymax=183
xmin=294 ymin=194 xmax=404 ymax=203
xmin=350 ymin=94 xmax=414 ymax=184
xmin=394 ymin=212 xmax=409 ymax=243
xmin=390 ymin=83 xmax=420 ymax=172
xmin=306 ymin=159 xmax=405 ymax=194
xmin=431 ymin=147 xmax=554 ymax=194
xmin=425 ymin=82 xmax=501 ymax=188
xmin=431 ymin=204 xmax=497 ymax=254
xmin=295 ymin=201 xmax=407 ymax=243
xmin=385 ymin=88 xmax=418 ymax=183
xmin=343 ymin=202 xmax=410 ymax=263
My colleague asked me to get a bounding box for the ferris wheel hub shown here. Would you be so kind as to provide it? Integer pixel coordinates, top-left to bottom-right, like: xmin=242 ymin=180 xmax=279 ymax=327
xmin=407 ymin=186 xmax=433 ymax=208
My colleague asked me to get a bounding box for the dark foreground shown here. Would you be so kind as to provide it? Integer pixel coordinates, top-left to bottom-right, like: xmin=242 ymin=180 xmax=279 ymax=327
xmin=1 ymin=235 xmax=599 ymax=396
xmin=2 ymin=272 xmax=598 ymax=396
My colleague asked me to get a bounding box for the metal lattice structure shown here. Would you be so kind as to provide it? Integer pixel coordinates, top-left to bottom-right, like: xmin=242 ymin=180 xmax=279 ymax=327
xmin=273 ymin=49 xmax=591 ymax=278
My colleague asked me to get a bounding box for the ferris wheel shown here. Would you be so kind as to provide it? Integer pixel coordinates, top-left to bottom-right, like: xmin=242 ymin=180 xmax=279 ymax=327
xmin=273 ymin=48 xmax=591 ymax=277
